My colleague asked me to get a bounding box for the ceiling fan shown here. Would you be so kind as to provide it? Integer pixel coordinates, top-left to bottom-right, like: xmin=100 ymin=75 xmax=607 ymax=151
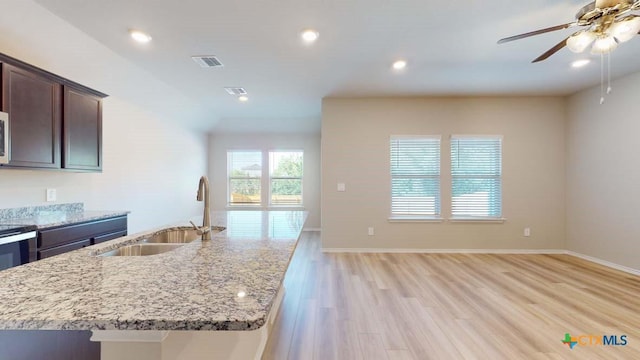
xmin=498 ymin=0 xmax=640 ymax=62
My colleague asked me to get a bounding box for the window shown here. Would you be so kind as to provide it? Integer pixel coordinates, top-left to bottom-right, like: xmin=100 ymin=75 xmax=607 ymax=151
xmin=227 ymin=151 xmax=262 ymax=205
xmin=390 ymin=136 xmax=441 ymax=218
xmin=269 ymin=151 xmax=303 ymax=206
xmin=450 ymin=136 xmax=502 ymax=219
xmin=227 ymin=150 xmax=304 ymax=207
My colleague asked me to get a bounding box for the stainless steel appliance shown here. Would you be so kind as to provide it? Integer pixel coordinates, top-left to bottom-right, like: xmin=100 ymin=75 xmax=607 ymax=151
xmin=0 ymin=225 xmax=36 ymax=271
xmin=0 ymin=111 xmax=8 ymax=164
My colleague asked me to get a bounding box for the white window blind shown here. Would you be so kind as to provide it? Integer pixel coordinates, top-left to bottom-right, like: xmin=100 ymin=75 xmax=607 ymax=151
xmin=227 ymin=151 xmax=262 ymax=205
xmin=450 ymin=136 xmax=502 ymax=218
xmin=390 ymin=136 xmax=441 ymax=217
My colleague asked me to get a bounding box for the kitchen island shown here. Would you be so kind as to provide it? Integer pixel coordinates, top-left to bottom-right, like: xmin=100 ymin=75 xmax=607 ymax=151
xmin=0 ymin=210 xmax=306 ymax=360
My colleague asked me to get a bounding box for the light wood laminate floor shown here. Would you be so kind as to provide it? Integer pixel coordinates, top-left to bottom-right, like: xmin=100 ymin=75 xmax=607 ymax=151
xmin=263 ymin=232 xmax=640 ymax=360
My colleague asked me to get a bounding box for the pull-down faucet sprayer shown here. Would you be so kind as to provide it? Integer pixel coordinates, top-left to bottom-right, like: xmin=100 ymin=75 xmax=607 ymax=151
xmin=194 ymin=175 xmax=212 ymax=240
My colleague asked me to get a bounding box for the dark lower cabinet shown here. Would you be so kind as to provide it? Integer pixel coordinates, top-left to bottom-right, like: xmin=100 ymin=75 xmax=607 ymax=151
xmin=37 ymin=215 xmax=127 ymax=260
xmin=93 ymin=230 xmax=128 ymax=245
xmin=0 ymin=330 xmax=99 ymax=360
xmin=38 ymin=239 xmax=92 ymax=260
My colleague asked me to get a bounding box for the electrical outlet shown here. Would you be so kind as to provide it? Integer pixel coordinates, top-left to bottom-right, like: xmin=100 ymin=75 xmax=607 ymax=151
xmin=46 ymin=188 xmax=57 ymax=202
xmin=368 ymin=227 xmax=374 ymax=236
xmin=524 ymin=227 xmax=531 ymax=237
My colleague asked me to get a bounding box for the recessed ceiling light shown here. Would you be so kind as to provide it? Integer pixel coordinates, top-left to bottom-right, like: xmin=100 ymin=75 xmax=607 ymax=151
xmin=238 ymin=95 xmax=249 ymax=102
xmin=130 ymin=30 xmax=152 ymax=43
xmin=571 ymin=59 xmax=591 ymax=68
xmin=392 ymin=60 xmax=407 ymax=70
xmin=301 ymin=29 xmax=319 ymax=43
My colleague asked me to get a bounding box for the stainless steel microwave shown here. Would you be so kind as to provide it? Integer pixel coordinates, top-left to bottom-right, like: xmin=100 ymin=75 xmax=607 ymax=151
xmin=0 ymin=111 xmax=8 ymax=164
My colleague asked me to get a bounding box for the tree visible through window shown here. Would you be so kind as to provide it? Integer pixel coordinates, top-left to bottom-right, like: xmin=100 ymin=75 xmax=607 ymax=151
xmin=390 ymin=136 xmax=441 ymax=217
xmin=270 ymin=151 xmax=303 ymax=206
xmin=228 ymin=151 xmax=262 ymax=205
xmin=450 ymin=136 xmax=502 ymax=218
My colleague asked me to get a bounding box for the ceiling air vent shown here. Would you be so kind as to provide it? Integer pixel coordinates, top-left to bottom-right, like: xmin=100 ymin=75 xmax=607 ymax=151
xmin=191 ymin=55 xmax=223 ymax=68
xmin=224 ymin=87 xmax=248 ymax=96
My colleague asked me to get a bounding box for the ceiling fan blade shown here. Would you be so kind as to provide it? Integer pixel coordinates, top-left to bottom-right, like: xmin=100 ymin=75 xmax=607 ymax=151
xmin=532 ymin=37 xmax=570 ymax=63
xmin=497 ymin=22 xmax=576 ymax=44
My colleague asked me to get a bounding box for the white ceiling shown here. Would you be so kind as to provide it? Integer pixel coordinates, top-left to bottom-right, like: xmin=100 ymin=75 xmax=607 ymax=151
xmin=34 ymin=0 xmax=640 ymax=133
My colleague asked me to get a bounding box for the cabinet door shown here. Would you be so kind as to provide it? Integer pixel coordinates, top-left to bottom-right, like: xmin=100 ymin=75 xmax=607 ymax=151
xmin=92 ymin=230 xmax=127 ymax=245
xmin=0 ymin=331 xmax=99 ymax=360
xmin=1 ymin=63 xmax=61 ymax=168
xmin=63 ymin=86 xmax=102 ymax=171
xmin=38 ymin=239 xmax=91 ymax=260
xmin=38 ymin=216 xmax=127 ymax=249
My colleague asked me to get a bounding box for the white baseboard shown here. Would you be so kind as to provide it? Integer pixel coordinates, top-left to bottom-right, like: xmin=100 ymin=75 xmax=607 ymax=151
xmin=565 ymin=251 xmax=640 ymax=276
xmin=303 ymin=228 xmax=321 ymax=232
xmin=319 ymin=247 xmax=640 ymax=277
xmin=321 ymin=248 xmax=565 ymax=254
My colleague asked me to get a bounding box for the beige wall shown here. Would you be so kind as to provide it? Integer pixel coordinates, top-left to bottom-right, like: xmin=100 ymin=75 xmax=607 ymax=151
xmin=0 ymin=1 xmax=208 ymax=233
xmin=208 ymin=133 xmax=321 ymax=229
xmin=321 ymin=97 xmax=566 ymax=250
xmin=566 ymin=72 xmax=640 ymax=270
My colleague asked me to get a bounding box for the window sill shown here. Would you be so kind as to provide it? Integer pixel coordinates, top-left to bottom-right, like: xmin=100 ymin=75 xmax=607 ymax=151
xmin=226 ymin=205 xmax=305 ymax=211
xmin=226 ymin=205 xmax=262 ymax=210
xmin=388 ymin=216 xmax=444 ymax=223
xmin=268 ymin=205 xmax=305 ymax=210
xmin=448 ymin=217 xmax=506 ymax=223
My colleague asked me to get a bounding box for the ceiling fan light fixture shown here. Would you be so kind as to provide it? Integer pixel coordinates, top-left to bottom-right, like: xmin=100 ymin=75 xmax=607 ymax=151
xmin=610 ymin=16 xmax=640 ymax=43
xmin=591 ymin=36 xmax=618 ymax=54
xmin=567 ymin=31 xmax=596 ymax=53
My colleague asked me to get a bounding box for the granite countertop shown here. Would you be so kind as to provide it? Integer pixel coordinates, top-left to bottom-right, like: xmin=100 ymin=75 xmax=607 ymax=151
xmin=0 ymin=211 xmax=130 ymax=229
xmin=0 ymin=210 xmax=306 ymax=331
xmin=0 ymin=203 xmax=129 ymax=229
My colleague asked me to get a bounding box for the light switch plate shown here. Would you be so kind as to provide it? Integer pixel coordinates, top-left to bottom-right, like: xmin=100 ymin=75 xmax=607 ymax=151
xmin=46 ymin=188 xmax=57 ymax=202
xmin=337 ymin=183 xmax=346 ymax=192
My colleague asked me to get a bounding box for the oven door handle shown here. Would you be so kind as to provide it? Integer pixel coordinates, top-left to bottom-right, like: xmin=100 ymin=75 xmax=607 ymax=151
xmin=0 ymin=231 xmax=37 ymax=246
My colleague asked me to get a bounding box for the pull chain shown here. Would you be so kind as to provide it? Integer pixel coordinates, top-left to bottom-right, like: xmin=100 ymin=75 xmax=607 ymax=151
xmin=600 ymin=52 xmax=613 ymax=105
xmin=607 ymin=51 xmax=612 ymax=95
xmin=600 ymin=53 xmax=605 ymax=104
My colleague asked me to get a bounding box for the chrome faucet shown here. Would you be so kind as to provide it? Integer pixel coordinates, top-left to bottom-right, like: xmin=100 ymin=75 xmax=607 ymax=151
xmin=194 ymin=175 xmax=212 ymax=240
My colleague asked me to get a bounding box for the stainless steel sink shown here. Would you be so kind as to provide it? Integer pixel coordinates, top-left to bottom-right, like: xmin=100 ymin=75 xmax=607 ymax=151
xmin=141 ymin=227 xmax=201 ymax=244
xmin=97 ymin=226 xmax=226 ymax=257
xmin=99 ymin=243 xmax=183 ymax=257
xmin=139 ymin=226 xmax=225 ymax=244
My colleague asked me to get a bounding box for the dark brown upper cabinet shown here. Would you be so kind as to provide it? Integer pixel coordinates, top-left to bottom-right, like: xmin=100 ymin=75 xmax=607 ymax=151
xmin=0 ymin=52 xmax=107 ymax=172
xmin=1 ymin=63 xmax=62 ymax=169
xmin=63 ymin=86 xmax=102 ymax=171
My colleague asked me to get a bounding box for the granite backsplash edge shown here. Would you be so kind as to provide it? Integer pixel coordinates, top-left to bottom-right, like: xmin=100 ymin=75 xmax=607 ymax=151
xmin=0 ymin=203 xmax=84 ymax=222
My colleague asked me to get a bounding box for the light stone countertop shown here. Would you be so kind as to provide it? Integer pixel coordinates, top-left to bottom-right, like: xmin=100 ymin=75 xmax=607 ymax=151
xmin=0 ymin=210 xmax=130 ymax=229
xmin=0 ymin=210 xmax=307 ymax=331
